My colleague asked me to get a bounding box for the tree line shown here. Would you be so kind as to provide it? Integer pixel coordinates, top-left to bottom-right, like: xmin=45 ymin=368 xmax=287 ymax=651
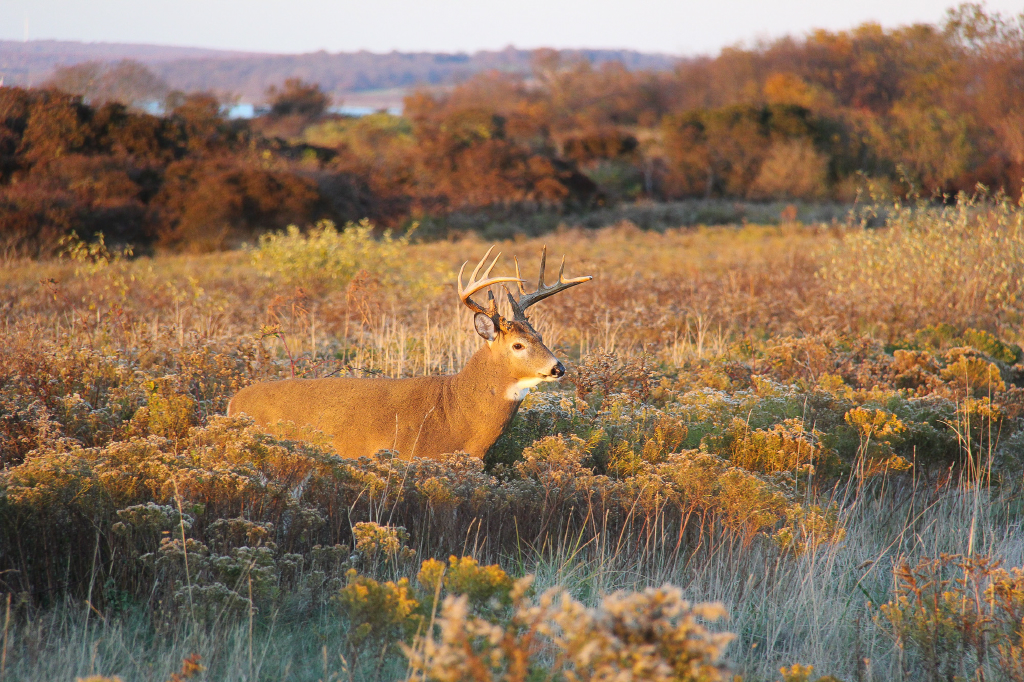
xmin=401 ymin=3 xmax=1022 ymax=204
xmin=1 ymin=4 xmax=1021 ymax=256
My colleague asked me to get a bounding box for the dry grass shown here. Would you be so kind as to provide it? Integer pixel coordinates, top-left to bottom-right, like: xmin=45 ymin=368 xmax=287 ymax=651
xmin=1 ymin=200 xmax=1024 ymax=681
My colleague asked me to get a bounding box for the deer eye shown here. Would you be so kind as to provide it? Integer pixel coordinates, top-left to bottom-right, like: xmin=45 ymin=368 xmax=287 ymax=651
xmin=512 ymin=342 xmax=525 ymax=351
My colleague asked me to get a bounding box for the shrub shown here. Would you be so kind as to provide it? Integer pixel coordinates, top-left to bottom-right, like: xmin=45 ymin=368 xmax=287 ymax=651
xmin=335 ymin=569 xmax=422 ymax=654
xmin=878 ymin=554 xmax=1024 ymax=682
xmin=250 ymin=219 xmax=439 ymax=295
xmin=351 ymin=522 xmax=411 ymax=559
xmin=748 ymin=139 xmax=829 ymax=200
xmin=152 ymin=158 xmax=324 ymax=251
xmin=405 ymin=577 xmax=734 ymax=682
xmin=820 ymin=196 xmax=1024 ymax=339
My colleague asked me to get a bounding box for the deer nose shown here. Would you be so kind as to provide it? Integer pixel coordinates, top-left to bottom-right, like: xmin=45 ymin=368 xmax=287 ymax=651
xmin=550 ymin=362 xmax=565 ymax=378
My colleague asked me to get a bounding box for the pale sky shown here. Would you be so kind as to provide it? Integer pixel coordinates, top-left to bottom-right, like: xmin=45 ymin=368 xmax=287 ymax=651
xmin=3 ymin=0 xmax=1022 ymax=56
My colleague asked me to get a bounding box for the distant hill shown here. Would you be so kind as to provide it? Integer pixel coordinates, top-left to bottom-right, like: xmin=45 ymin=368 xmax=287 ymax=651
xmin=0 ymin=40 xmax=255 ymax=85
xmin=0 ymin=40 xmax=679 ymax=103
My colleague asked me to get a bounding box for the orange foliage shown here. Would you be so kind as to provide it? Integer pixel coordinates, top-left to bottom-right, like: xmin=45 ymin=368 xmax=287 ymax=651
xmin=2 ymin=6 xmax=1024 ymax=254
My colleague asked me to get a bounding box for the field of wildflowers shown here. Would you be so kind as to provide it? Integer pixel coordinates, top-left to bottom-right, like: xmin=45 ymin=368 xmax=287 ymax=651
xmin=1 ymin=195 xmax=1024 ymax=681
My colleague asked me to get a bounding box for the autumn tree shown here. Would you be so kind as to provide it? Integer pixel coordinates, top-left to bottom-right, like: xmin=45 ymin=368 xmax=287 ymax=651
xmin=267 ymin=78 xmax=331 ymax=118
xmin=45 ymin=60 xmax=169 ymax=108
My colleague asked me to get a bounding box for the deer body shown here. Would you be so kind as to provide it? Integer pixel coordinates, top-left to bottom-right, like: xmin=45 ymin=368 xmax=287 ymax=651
xmin=227 ymin=247 xmax=590 ymax=460
xmin=228 ymin=345 xmax=541 ymax=458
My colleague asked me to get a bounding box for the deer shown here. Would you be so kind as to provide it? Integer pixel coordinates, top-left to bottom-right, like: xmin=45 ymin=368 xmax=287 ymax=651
xmin=227 ymin=246 xmax=591 ymax=460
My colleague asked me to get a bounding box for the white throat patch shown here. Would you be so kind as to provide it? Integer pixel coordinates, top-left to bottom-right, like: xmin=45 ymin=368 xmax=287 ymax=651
xmin=505 ymin=376 xmax=547 ymax=401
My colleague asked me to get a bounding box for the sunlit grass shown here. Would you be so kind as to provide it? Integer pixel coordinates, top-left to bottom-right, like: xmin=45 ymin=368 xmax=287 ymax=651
xmin=1 ymin=201 xmax=1023 ymax=680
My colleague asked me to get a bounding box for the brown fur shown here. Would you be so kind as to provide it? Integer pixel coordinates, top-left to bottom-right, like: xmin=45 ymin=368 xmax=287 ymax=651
xmin=227 ymin=319 xmax=561 ymax=459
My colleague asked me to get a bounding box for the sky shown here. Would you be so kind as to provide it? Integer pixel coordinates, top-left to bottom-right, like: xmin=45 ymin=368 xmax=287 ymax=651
xmin=2 ymin=0 xmax=1022 ymax=56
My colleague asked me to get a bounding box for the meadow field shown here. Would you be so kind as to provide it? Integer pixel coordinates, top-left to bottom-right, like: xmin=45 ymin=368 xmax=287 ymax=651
xmin=1 ymin=195 xmax=1024 ymax=681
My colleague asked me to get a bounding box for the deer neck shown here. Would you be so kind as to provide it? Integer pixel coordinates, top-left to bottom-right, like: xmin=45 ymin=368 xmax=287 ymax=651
xmin=446 ymin=345 xmax=527 ymax=437
xmin=451 ymin=345 xmax=527 ymax=403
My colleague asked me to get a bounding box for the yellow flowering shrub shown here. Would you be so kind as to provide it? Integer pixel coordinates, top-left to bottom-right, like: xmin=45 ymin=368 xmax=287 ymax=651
xmin=352 ymin=521 xmax=416 ymax=562
xmin=334 ymin=569 xmax=422 ymax=651
xmin=773 ymin=504 xmax=846 ymax=556
xmin=878 ymin=554 xmax=1024 ymax=682
xmin=722 ymin=417 xmax=829 ymax=476
xmin=439 ymin=556 xmax=515 ymax=612
xmin=940 ymin=349 xmax=1006 ymax=397
xmin=777 ymin=663 xmax=842 ymax=682
xmin=405 ymin=577 xmax=734 ymax=682
xmin=251 ymin=219 xmax=443 ymax=298
xmin=844 ymin=407 xmax=911 ymax=475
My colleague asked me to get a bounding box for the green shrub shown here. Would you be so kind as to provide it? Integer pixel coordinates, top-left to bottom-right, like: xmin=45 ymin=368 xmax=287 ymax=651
xmin=251 ymin=219 xmax=442 ymax=297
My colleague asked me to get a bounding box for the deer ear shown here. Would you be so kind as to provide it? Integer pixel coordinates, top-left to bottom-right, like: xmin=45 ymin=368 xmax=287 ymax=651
xmin=474 ymin=313 xmax=498 ymax=341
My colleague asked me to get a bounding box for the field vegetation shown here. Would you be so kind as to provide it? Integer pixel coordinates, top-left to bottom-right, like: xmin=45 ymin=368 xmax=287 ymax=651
xmin=2 ymin=4 xmax=1024 ymax=679
xmin=2 ymin=194 xmax=1024 ymax=680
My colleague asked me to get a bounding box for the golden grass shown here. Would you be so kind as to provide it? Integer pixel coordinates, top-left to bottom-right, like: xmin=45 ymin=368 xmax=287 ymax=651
xmin=1 ymin=201 xmax=1023 ymax=680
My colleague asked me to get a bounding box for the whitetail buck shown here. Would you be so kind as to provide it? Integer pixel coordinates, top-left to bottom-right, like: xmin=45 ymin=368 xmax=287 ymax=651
xmin=227 ymin=246 xmax=591 ymax=459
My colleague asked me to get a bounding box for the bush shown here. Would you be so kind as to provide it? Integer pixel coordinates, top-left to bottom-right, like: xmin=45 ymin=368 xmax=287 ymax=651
xmin=748 ymin=139 xmax=829 ymax=200
xmin=878 ymin=554 xmax=1024 ymax=681
xmin=405 ymin=578 xmax=734 ymax=682
xmin=820 ymin=196 xmax=1024 ymax=339
xmin=250 ymin=219 xmax=426 ymax=292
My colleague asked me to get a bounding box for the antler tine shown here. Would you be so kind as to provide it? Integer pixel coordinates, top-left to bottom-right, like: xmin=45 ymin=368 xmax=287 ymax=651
xmin=480 ymin=247 xmax=502 ymax=282
xmin=467 ymin=245 xmax=494 ymax=284
xmin=513 ymin=256 xmax=528 ymax=296
xmin=508 ymin=246 xmax=593 ymax=320
xmin=458 ymin=247 xmax=523 ymax=317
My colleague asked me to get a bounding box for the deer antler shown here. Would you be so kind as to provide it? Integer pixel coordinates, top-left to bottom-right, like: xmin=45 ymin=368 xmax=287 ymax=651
xmin=506 ymin=246 xmax=592 ymax=321
xmin=458 ymin=246 xmax=524 ymax=318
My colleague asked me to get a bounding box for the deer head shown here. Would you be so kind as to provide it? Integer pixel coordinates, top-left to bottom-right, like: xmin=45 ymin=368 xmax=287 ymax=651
xmin=458 ymin=246 xmax=592 ymax=399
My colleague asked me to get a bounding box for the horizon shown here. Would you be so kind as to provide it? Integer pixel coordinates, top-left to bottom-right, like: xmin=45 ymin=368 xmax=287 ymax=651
xmin=0 ymin=38 xmax=679 ymax=59
xmin=3 ymin=0 xmax=1023 ymax=58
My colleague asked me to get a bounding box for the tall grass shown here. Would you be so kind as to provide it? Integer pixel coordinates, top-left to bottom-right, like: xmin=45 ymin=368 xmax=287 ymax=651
xmin=1 ymin=201 xmax=1023 ymax=680
xmin=0 ymin=470 xmax=1018 ymax=680
xmin=820 ymin=193 xmax=1024 ymax=340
